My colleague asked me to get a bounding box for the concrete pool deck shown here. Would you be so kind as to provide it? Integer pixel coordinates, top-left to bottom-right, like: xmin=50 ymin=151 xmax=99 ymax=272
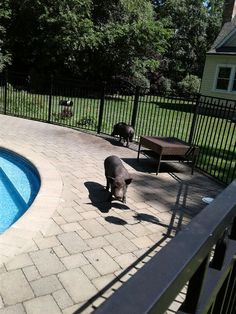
xmin=0 ymin=115 xmax=223 ymax=313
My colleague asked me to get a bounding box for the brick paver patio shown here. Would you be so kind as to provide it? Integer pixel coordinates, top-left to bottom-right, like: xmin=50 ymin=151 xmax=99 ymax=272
xmin=0 ymin=115 xmax=223 ymax=313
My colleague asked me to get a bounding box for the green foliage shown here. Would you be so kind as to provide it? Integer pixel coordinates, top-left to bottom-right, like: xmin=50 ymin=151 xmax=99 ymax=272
xmin=77 ymin=115 xmax=98 ymax=128
xmin=7 ymin=0 xmax=96 ymax=74
xmin=131 ymin=73 xmax=151 ymax=89
xmin=205 ymin=0 xmax=224 ymax=47
xmin=53 ymin=108 xmax=73 ymax=121
xmin=155 ymin=0 xmax=224 ymax=82
xmin=159 ymin=76 xmax=172 ymax=93
xmin=178 ymin=74 xmax=201 ymax=94
xmin=6 ymin=0 xmax=171 ymax=83
xmin=2 ymin=0 xmax=225 ymax=85
xmin=0 ymin=1 xmax=11 ymax=70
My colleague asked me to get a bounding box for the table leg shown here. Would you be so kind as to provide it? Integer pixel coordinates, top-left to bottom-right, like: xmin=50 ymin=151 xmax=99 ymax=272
xmin=191 ymin=149 xmax=197 ymax=175
xmin=156 ymin=154 xmax=162 ymax=175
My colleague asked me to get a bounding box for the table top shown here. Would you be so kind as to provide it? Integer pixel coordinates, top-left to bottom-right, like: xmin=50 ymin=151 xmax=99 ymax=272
xmin=139 ymin=136 xmax=191 ymax=155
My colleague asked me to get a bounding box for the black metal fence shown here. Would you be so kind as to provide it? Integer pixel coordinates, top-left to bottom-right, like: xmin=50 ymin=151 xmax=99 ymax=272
xmin=91 ymin=180 xmax=236 ymax=314
xmin=0 ymin=71 xmax=235 ymax=184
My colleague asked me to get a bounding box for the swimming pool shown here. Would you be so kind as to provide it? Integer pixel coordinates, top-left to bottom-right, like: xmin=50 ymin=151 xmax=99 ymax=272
xmin=0 ymin=148 xmax=40 ymax=233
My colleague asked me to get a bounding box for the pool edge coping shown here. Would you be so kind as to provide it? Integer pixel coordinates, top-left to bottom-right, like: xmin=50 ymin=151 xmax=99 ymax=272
xmin=0 ymin=144 xmax=63 ymax=264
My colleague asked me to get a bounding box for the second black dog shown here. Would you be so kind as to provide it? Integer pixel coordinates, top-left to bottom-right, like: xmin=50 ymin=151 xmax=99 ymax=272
xmin=111 ymin=122 xmax=134 ymax=147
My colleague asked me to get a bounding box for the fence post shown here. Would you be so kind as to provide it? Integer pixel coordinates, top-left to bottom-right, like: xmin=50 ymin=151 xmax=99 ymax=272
xmin=97 ymin=83 xmax=106 ymax=134
xmin=48 ymin=74 xmax=53 ymax=123
xmin=188 ymin=94 xmax=200 ymax=145
xmin=4 ymin=70 xmax=8 ymax=115
xmin=131 ymin=86 xmax=140 ymax=128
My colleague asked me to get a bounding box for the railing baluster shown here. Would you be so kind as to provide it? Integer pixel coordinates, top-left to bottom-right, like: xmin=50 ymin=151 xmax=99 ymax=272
xmin=229 ymin=290 xmax=236 ymax=314
xmin=224 ymin=262 xmax=236 ymax=314
xmin=180 ymin=256 xmax=210 ymax=313
xmin=212 ymin=273 xmax=230 ymax=314
xmin=229 ymin=217 xmax=236 ymax=240
xmin=220 ymin=263 xmax=236 ymax=314
xmin=210 ymin=231 xmax=227 ymax=270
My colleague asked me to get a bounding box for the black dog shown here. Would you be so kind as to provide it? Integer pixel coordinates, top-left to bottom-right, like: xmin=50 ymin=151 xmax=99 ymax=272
xmin=111 ymin=122 xmax=134 ymax=147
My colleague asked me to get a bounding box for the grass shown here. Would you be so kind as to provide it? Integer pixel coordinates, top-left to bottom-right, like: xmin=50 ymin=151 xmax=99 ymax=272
xmin=0 ymin=86 xmax=235 ymax=184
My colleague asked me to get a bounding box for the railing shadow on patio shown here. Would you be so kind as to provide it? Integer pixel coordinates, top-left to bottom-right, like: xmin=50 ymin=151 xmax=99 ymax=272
xmin=88 ymin=180 xmax=236 ymax=314
xmin=75 ymin=179 xmax=196 ymax=313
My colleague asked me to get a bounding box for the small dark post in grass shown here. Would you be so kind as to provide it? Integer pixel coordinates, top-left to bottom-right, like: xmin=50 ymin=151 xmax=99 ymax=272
xmin=48 ymin=74 xmax=53 ymax=123
xmin=97 ymin=82 xmax=106 ymax=134
xmin=131 ymin=86 xmax=140 ymax=129
xmin=4 ymin=70 xmax=8 ymax=115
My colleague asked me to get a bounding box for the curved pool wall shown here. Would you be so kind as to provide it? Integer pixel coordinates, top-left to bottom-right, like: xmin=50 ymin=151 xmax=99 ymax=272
xmin=0 ymin=143 xmax=62 ymax=265
xmin=0 ymin=148 xmax=41 ymax=233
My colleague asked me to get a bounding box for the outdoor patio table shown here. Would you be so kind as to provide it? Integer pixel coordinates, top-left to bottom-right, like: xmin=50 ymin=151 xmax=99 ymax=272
xmin=137 ymin=136 xmax=199 ymax=175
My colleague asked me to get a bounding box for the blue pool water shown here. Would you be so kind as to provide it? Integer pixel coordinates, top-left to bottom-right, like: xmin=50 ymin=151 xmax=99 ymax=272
xmin=0 ymin=149 xmax=40 ymax=233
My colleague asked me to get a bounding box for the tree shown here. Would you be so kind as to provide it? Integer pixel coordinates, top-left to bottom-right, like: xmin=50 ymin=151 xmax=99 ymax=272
xmin=0 ymin=1 xmax=11 ymax=71
xmin=154 ymin=0 xmax=224 ymax=86
xmin=6 ymin=0 xmax=172 ymax=83
xmin=205 ymin=0 xmax=225 ymax=46
xmin=89 ymin=0 xmax=172 ymax=82
xmin=7 ymin=0 xmax=95 ymax=75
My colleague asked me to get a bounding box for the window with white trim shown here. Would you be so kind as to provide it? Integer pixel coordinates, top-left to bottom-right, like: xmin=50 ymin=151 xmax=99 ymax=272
xmin=214 ymin=65 xmax=236 ymax=93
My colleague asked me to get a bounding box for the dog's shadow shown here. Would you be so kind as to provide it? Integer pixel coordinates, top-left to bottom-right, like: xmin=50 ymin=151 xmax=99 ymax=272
xmin=102 ymin=135 xmax=126 ymax=147
xmin=84 ymin=181 xmax=130 ymax=213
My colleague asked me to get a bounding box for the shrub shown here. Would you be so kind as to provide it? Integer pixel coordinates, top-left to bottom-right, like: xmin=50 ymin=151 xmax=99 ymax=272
xmin=178 ymin=74 xmax=201 ymax=95
xmin=77 ymin=115 xmax=97 ymax=128
xmin=158 ymin=76 xmax=173 ymax=93
xmin=131 ymin=73 xmax=150 ymax=90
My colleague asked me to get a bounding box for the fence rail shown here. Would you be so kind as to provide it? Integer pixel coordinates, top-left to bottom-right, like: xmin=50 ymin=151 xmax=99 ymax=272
xmin=0 ymin=71 xmax=235 ymax=184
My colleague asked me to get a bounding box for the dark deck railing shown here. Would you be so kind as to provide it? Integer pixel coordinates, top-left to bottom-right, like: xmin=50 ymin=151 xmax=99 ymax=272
xmin=0 ymin=71 xmax=235 ymax=184
xmin=92 ymin=180 xmax=236 ymax=314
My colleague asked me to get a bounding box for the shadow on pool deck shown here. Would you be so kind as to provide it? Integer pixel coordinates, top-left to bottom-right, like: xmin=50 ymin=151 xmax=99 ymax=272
xmin=84 ymin=181 xmax=131 ymax=213
xmin=75 ymin=181 xmax=191 ymax=313
xmin=0 ymin=116 xmax=224 ymax=314
xmin=122 ymin=156 xmax=190 ymax=174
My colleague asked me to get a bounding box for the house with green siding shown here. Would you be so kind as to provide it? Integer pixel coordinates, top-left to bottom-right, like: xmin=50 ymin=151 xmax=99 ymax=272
xmin=200 ymin=0 xmax=236 ymax=100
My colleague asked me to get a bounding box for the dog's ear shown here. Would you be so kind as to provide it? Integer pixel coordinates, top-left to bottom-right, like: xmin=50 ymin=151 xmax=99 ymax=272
xmin=107 ymin=176 xmax=115 ymax=183
xmin=125 ymin=178 xmax=132 ymax=185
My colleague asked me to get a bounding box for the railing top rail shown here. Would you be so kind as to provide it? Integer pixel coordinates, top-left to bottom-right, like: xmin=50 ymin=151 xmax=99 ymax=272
xmin=200 ymin=94 xmax=236 ymax=106
xmin=94 ymin=180 xmax=236 ymax=314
